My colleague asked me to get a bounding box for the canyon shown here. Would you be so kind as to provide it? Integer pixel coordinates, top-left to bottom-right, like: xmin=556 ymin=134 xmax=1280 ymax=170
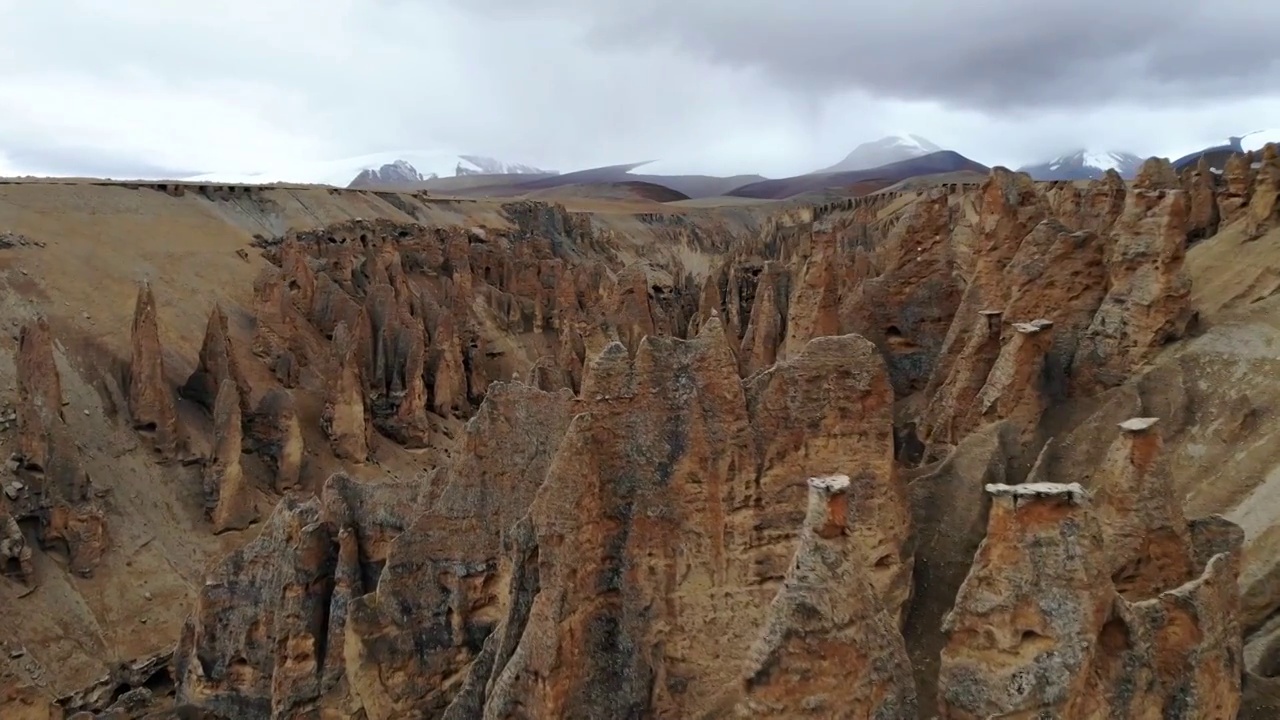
xmin=0 ymin=145 xmax=1278 ymax=718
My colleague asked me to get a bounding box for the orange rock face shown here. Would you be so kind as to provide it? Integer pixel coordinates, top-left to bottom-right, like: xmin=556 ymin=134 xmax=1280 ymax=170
xmin=25 ymin=173 xmax=1245 ymax=718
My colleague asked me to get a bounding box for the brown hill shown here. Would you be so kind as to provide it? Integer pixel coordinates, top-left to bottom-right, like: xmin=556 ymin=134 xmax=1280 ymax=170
xmin=433 ymin=163 xmax=765 ymax=200
xmin=726 ymin=150 xmax=990 ymax=199
xmin=521 ymin=180 xmax=691 ymax=204
xmin=1 ymin=146 xmax=1279 ymax=718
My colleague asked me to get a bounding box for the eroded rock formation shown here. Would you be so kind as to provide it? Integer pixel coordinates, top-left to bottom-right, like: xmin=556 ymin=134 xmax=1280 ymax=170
xmin=71 ymin=168 xmax=1258 ymax=717
xmin=127 ymin=281 xmax=182 ymax=458
xmin=11 ymin=317 xmax=108 ymax=577
xmin=205 ymin=380 xmax=257 ymax=533
xmin=939 ymin=479 xmax=1242 ymax=719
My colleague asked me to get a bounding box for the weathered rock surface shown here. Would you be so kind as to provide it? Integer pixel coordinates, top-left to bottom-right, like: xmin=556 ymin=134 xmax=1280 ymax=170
xmin=16 ymin=169 xmax=1259 ymax=717
xmin=247 ymin=387 xmax=305 ymax=493
xmin=11 ymin=317 xmax=108 ymax=578
xmin=729 ymin=474 xmax=917 ymax=718
xmin=344 ymin=381 xmax=577 ymax=717
xmin=127 ymin=281 xmax=182 ymax=458
xmin=175 ymin=475 xmax=421 ymax=718
xmin=1072 ymin=166 xmax=1195 ymax=393
xmin=321 ymin=322 xmax=371 ymax=462
xmin=939 ymin=470 xmax=1243 ymax=719
xmin=204 ymin=380 xmax=257 ymax=533
xmin=938 ymin=482 xmax=1109 ymax=719
xmin=181 ymin=304 xmax=253 ymax=419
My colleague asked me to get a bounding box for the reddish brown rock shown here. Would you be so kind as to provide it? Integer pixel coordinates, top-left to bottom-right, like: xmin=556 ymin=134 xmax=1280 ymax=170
xmin=42 ymin=502 xmax=108 ymax=578
xmin=1184 ymin=157 xmax=1222 ymax=242
xmin=938 ymin=482 xmax=1110 ymax=719
xmin=205 ymin=380 xmax=257 ymax=533
xmin=1072 ymin=181 xmax=1194 ymax=393
xmin=737 ymin=260 xmax=788 ymax=375
xmin=1092 ymin=417 xmax=1194 ymax=598
xmin=358 ymin=284 xmax=431 ymax=447
xmin=181 ymin=304 xmax=253 ymax=419
xmin=248 ymin=388 xmax=305 ymax=492
xmin=1244 ymin=144 xmax=1280 ymax=240
xmin=843 ymin=189 xmax=959 ymax=394
xmin=746 ymin=333 xmax=912 ymax=619
xmin=344 ymin=382 xmax=578 ymax=717
xmin=972 ymin=319 xmax=1055 ymax=437
xmin=464 ymin=327 xmax=910 ymax=719
xmin=15 ymin=316 xmax=65 ymax=474
xmin=729 ymin=474 xmax=918 ymax=718
xmin=1082 ymin=527 xmax=1244 ymax=719
xmin=309 ymin=273 xmax=363 ymax=339
xmin=127 ymin=281 xmax=181 ymax=458
xmin=321 ymin=322 xmax=371 ymax=462
xmin=427 ymin=309 xmax=468 ymax=417
xmin=279 ymin=235 xmax=317 ymax=312
xmin=175 ymin=495 xmax=330 ymax=717
xmin=176 ymin=475 xmax=423 ymax=718
xmin=12 ymin=317 xmax=105 ymax=577
xmin=919 ymin=311 xmax=1004 ymax=447
xmin=250 ymin=267 xmax=304 ymax=388
xmin=1219 ymin=152 xmax=1257 ymax=223
xmin=0 ymin=509 xmax=34 ymax=584
xmin=781 ymin=224 xmax=842 ymax=360
xmin=928 ymin=169 xmax=1048 ymax=400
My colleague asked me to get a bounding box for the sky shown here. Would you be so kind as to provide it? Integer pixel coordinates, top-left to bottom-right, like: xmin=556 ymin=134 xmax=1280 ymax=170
xmin=1 ymin=0 xmax=1278 ymax=181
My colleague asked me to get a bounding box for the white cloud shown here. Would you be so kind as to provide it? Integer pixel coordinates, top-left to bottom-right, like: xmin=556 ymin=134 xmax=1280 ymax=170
xmin=0 ymin=1 xmax=1275 ymax=181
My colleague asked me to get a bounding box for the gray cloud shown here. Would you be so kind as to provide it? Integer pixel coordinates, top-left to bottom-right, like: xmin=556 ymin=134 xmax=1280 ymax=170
xmin=0 ymin=1 xmax=1276 ymax=181
xmin=452 ymin=0 xmax=1280 ymax=111
xmin=2 ymin=145 xmax=197 ymax=180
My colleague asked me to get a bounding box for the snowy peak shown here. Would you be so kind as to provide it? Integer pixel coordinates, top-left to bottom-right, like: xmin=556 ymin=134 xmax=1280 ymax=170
xmin=1019 ymin=149 xmax=1144 ymax=181
xmin=351 ymin=159 xmax=434 ymax=188
xmin=812 ymin=134 xmax=946 ymax=174
xmin=183 ymin=151 xmax=556 ymax=188
xmin=1239 ymin=129 xmax=1280 ymax=153
xmin=454 ymin=155 xmax=552 ymax=176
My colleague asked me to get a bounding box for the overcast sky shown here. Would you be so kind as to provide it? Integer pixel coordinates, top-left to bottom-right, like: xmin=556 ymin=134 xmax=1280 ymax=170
xmin=2 ymin=0 xmax=1278 ymax=180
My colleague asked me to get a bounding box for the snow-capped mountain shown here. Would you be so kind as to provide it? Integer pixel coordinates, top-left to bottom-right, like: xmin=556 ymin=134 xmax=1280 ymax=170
xmin=1172 ymin=129 xmax=1280 ymax=173
xmin=1239 ymin=129 xmax=1280 ymax=153
xmin=1018 ymin=149 xmax=1145 ymax=181
xmin=453 ymin=155 xmax=549 ymax=176
xmin=812 ymin=134 xmax=945 ymax=174
xmin=182 ymin=151 xmax=555 ymax=187
xmin=349 ymin=159 xmax=428 ymax=187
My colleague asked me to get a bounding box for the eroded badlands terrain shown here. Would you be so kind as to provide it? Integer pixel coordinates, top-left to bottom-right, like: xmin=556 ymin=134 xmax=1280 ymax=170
xmin=1 ymin=147 xmax=1280 ymax=718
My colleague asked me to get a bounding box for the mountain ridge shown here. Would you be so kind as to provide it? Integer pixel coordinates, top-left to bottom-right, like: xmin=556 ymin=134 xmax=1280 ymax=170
xmin=812 ymin=134 xmax=944 ymax=174
xmin=1018 ymin=149 xmax=1145 ymax=181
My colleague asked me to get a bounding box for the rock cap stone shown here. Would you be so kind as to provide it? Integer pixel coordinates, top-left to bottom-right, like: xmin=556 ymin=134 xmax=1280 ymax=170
xmin=1012 ymin=319 xmax=1054 ymax=334
xmin=1118 ymin=416 xmax=1160 ymax=432
xmin=807 ymin=473 xmax=851 ymax=494
xmin=986 ymin=481 xmax=1087 ymax=505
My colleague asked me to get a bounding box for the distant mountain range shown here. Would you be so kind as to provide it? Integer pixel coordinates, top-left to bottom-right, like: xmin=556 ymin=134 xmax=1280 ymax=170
xmin=20 ymin=131 xmax=1271 ymax=203
xmin=1172 ymin=129 xmax=1280 ymax=172
xmin=730 ymin=150 xmax=988 ymax=200
xmin=1017 ymin=150 xmax=1145 ymax=181
xmin=811 ymin=134 xmax=944 ymax=174
xmin=184 ymin=151 xmax=555 ymax=188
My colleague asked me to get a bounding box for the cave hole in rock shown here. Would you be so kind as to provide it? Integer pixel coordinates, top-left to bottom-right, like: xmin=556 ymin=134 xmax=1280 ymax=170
xmin=107 ymin=665 xmax=175 ymax=706
xmin=1098 ymin=616 xmax=1132 ymax=654
xmin=35 ymin=517 xmax=71 ymax=566
xmin=1256 ymin=637 xmax=1280 ymax=678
